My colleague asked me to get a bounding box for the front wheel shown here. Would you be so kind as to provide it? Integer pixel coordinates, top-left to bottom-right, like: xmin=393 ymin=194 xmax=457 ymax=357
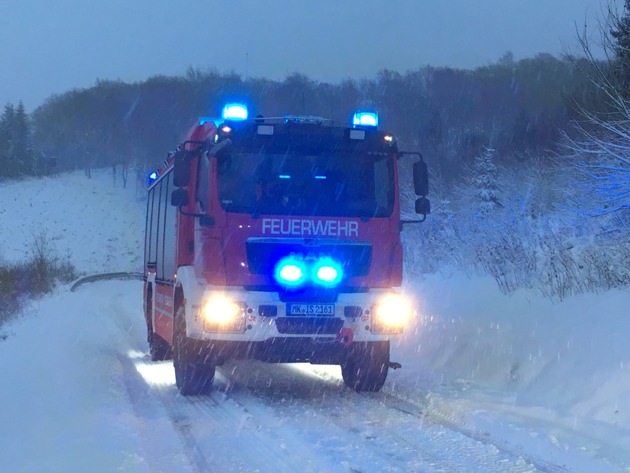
xmin=173 ymin=305 xmax=215 ymax=395
xmin=341 ymin=341 xmax=390 ymax=392
xmin=149 ymin=330 xmax=172 ymax=361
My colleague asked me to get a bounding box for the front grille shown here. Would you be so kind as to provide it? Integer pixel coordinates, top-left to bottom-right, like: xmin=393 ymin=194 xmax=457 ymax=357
xmin=275 ymin=317 xmax=344 ymax=335
xmin=246 ymin=239 xmax=372 ymax=277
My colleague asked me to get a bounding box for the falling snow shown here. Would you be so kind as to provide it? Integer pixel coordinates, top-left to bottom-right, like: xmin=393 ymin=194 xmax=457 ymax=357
xmin=0 ymin=170 xmax=629 ymax=472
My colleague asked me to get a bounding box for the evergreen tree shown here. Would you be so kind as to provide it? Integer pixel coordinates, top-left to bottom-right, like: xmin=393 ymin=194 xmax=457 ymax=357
xmin=471 ymin=147 xmax=500 ymax=213
xmin=12 ymin=102 xmax=32 ymax=175
xmin=0 ymin=104 xmax=16 ymax=177
xmin=0 ymin=102 xmax=33 ymax=178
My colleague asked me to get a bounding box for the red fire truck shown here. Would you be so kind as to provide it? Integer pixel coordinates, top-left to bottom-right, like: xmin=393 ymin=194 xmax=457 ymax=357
xmin=143 ymin=104 xmax=430 ymax=395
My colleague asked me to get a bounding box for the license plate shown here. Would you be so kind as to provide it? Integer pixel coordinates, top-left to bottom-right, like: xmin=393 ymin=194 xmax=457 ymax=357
xmin=286 ymin=303 xmax=335 ymax=316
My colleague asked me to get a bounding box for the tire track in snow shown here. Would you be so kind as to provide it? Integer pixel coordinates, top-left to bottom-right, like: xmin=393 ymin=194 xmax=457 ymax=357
xmin=220 ymin=361 xmax=549 ymax=473
xmin=108 ymin=285 xmax=342 ymax=473
xmin=109 ymin=287 xmax=211 ymax=473
xmin=375 ymin=391 xmax=570 ymax=473
xmin=117 ymin=353 xmax=206 ymax=473
xmin=219 ymin=371 xmax=448 ymax=473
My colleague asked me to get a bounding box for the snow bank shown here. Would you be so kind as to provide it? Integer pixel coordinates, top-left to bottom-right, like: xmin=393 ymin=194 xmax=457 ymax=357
xmin=398 ymin=272 xmax=630 ymax=442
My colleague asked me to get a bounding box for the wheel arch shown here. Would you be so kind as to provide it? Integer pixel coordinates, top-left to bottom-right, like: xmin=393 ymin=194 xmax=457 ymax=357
xmin=173 ymin=266 xmax=203 ymax=339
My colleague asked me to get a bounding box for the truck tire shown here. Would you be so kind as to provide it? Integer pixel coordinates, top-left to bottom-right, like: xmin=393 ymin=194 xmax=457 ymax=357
xmin=173 ymin=305 xmax=215 ymax=395
xmin=341 ymin=341 xmax=390 ymax=392
xmin=149 ymin=331 xmax=172 ymax=361
xmin=145 ymin=287 xmax=172 ymax=361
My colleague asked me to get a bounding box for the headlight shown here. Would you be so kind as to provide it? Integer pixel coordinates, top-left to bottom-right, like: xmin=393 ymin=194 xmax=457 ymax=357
xmin=371 ymin=294 xmax=411 ymax=334
xmin=201 ymin=295 xmax=246 ymax=333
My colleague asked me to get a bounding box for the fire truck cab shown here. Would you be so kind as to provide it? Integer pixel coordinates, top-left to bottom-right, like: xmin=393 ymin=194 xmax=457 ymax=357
xmin=144 ymin=104 xmax=430 ymax=395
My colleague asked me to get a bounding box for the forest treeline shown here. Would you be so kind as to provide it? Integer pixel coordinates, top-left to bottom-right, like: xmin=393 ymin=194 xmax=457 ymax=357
xmin=0 ymin=52 xmax=597 ymax=183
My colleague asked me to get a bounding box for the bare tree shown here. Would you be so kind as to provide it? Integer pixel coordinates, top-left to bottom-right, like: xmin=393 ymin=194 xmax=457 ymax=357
xmin=562 ymin=2 xmax=630 ymax=216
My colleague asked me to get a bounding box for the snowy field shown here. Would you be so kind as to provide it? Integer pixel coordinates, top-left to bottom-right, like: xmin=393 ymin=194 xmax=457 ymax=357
xmin=1 ymin=169 xmax=629 ymax=472
xmin=0 ymin=169 xmax=145 ymax=273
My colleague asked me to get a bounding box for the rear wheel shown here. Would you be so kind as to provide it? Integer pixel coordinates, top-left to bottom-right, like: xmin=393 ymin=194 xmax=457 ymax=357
xmin=173 ymin=304 xmax=215 ymax=395
xmin=341 ymin=341 xmax=390 ymax=392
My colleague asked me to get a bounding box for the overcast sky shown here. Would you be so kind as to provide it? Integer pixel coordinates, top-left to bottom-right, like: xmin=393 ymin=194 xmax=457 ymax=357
xmin=0 ymin=0 xmax=613 ymax=111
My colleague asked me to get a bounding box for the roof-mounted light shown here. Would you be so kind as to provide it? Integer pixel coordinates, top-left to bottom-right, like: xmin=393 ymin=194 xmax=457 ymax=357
xmin=222 ymin=103 xmax=248 ymax=121
xmin=284 ymin=115 xmax=328 ymax=125
xmin=352 ymin=111 xmax=379 ymax=128
xmin=147 ymin=171 xmax=158 ymax=186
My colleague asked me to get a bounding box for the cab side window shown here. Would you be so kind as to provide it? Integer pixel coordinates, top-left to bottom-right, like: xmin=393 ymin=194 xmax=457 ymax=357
xmin=196 ymin=152 xmax=210 ymax=211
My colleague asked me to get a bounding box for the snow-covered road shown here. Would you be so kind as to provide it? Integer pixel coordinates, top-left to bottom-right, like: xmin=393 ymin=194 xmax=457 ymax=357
xmin=0 ymin=279 xmax=622 ymax=473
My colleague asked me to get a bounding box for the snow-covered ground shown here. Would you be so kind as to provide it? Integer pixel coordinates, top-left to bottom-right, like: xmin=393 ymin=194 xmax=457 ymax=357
xmin=0 ymin=169 xmax=145 ymax=273
xmin=1 ymin=170 xmax=629 ymax=472
xmin=399 ymin=274 xmax=630 ymax=469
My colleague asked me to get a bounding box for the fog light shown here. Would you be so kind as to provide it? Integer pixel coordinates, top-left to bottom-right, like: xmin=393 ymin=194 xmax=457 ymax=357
xmin=202 ymin=295 xmax=245 ymax=332
xmin=372 ymin=295 xmax=411 ymax=334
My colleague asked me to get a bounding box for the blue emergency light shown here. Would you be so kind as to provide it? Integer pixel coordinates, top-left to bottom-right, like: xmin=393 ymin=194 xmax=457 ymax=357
xmin=352 ymin=111 xmax=379 ymax=127
xmin=274 ymin=255 xmax=344 ymax=289
xmin=311 ymin=257 xmax=344 ymax=287
xmin=274 ymin=256 xmax=308 ymax=288
xmin=222 ymin=103 xmax=249 ymax=121
xmin=147 ymin=171 xmax=158 ymax=186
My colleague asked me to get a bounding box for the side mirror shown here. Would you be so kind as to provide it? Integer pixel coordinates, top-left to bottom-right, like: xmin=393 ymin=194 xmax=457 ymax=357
xmin=415 ymin=197 xmax=431 ymax=215
xmin=413 ymin=159 xmax=429 ymax=197
xmin=171 ymin=188 xmax=189 ymax=207
xmin=173 ymin=150 xmax=191 ymax=187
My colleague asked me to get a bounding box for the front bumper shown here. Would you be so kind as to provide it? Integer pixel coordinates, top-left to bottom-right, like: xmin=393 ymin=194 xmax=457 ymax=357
xmin=186 ymin=338 xmax=390 ymax=366
xmin=185 ymin=286 xmax=408 ymax=344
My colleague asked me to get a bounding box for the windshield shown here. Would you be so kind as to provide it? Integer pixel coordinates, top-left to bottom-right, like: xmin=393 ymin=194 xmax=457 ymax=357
xmin=217 ymin=147 xmax=394 ymax=218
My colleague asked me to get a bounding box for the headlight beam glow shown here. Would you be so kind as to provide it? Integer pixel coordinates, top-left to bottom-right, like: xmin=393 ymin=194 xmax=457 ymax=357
xmin=372 ymin=294 xmax=412 ymax=334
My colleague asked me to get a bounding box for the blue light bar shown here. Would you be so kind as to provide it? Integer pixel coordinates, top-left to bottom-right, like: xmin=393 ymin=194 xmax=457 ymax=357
xmin=147 ymin=171 xmax=158 ymax=186
xmin=311 ymin=257 xmax=344 ymax=287
xmin=314 ymin=175 xmax=327 ymax=180
xmin=274 ymin=256 xmax=307 ymax=288
xmin=278 ymin=174 xmax=291 ymax=179
xmin=352 ymin=111 xmax=378 ymax=127
xmin=222 ymin=103 xmax=248 ymax=121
